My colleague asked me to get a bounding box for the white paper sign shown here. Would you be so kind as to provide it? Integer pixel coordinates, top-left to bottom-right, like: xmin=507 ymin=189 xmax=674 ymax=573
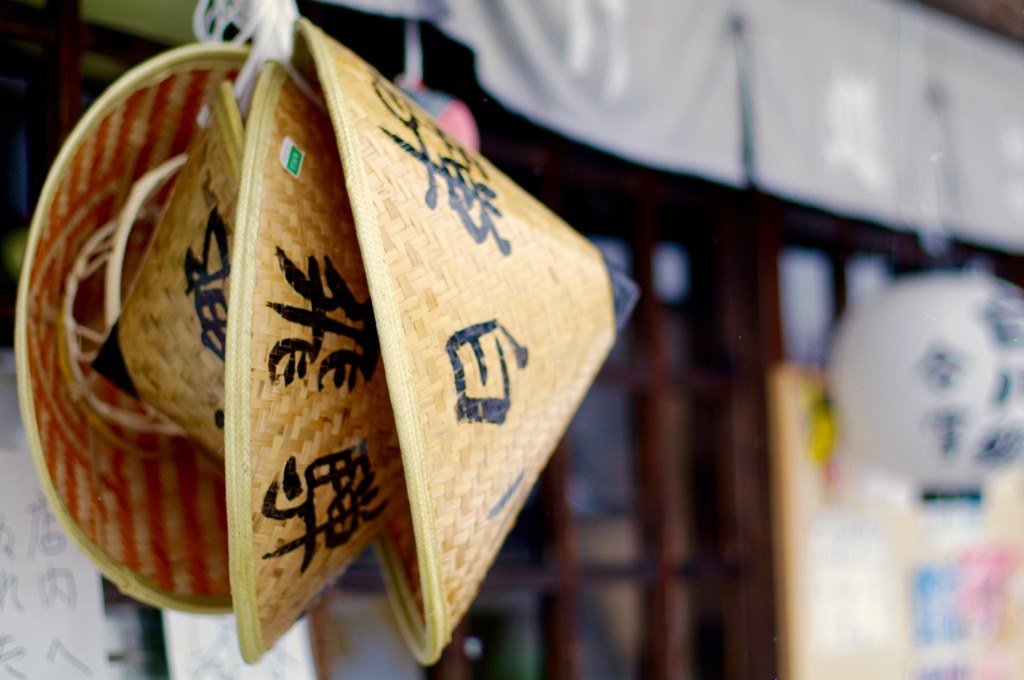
xmin=808 ymin=513 xmax=894 ymax=652
xmin=163 ymin=611 xmax=317 ymax=680
xmin=0 ymin=450 xmax=113 ymax=679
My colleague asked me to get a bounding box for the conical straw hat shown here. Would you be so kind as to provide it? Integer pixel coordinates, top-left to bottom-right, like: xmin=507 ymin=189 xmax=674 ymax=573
xmin=96 ymin=74 xmax=243 ymax=458
xmin=225 ymin=61 xmax=406 ymax=659
xmin=255 ymin=20 xmax=622 ymax=664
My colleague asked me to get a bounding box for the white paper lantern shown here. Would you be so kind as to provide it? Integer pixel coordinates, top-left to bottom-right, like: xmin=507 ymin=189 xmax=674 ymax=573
xmin=831 ymin=271 xmax=1024 ymax=490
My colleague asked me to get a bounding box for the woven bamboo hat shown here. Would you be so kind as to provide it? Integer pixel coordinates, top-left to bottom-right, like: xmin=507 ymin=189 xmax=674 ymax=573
xmin=18 ymin=18 xmax=631 ymax=667
xmin=272 ymin=20 xmax=626 ymax=664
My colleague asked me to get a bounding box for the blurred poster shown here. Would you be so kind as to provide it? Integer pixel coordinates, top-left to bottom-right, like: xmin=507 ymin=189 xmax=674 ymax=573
xmin=808 ymin=512 xmax=894 ymax=652
xmin=913 ymin=562 xmax=963 ymax=647
xmin=913 ymin=650 xmax=1015 ymax=680
xmin=914 ymin=657 xmax=971 ymax=680
xmin=0 ymin=449 xmax=113 ymax=679
xmin=163 ymin=611 xmax=316 ymax=680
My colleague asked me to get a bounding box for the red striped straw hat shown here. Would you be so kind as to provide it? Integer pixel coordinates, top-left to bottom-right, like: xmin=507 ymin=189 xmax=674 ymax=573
xmin=16 ymin=43 xmax=247 ymax=615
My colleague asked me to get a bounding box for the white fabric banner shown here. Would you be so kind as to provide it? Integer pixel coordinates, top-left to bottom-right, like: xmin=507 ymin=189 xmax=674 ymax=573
xmin=916 ymin=12 xmax=1024 ymax=252
xmin=325 ymin=0 xmax=1024 ymax=252
xmin=440 ymin=0 xmax=745 ymax=186
xmin=746 ymin=0 xmax=1024 ymax=251
xmin=334 ymin=0 xmax=746 ymax=186
xmin=743 ymin=0 xmax=908 ymax=225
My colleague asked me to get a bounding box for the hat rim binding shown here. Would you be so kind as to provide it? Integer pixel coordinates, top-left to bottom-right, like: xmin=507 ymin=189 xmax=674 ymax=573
xmin=225 ymin=59 xmax=283 ymax=662
xmin=15 ymin=41 xmax=248 ymax=614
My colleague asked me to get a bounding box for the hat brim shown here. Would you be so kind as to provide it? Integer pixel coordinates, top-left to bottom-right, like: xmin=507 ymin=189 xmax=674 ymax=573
xmin=16 ymin=42 xmax=249 ymax=613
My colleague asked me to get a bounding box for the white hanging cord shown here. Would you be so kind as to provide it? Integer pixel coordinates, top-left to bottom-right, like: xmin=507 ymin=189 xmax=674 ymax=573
xmin=564 ymin=0 xmax=630 ymax=103
xmin=565 ymin=0 xmax=593 ymax=78
xmin=64 ymin=217 xmax=187 ymax=437
xmin=104 ymin=154 xmax=186 ymax=325
xmin=193 ymin=0 xmax=258 ymax=47
xmin=192 ymin=0 xmax=320 ymax=115
xmin=400 ymin=19 xmax=424 ymax=89
xmin=600 ymin=0 xmax=628 ymax=103
xmin=919 ymin=82 xmax=957 ymax=260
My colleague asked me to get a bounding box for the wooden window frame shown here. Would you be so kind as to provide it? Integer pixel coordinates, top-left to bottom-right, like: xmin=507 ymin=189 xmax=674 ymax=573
xmin=4 ymin=3 xmax=1022 ymax=679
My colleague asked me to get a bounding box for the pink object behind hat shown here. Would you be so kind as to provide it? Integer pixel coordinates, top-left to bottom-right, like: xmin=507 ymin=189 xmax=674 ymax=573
xmin=397 ymin=75 xmax=480 ymax=152
xmin=435 ymin=97 xmax=480 ymax=153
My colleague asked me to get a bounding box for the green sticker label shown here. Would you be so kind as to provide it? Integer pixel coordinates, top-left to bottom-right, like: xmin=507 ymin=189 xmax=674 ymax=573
xmin=280 ymin=137 xmax=304 ymax=178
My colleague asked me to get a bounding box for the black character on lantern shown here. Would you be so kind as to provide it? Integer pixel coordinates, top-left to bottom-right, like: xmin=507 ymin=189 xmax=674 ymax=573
xmin=923 ymin=408 xmax=968 ymax=457
xmin=917 ymin=345 xmax=966 ymax=392
xmin=981 ymin=294 xmax=1024 ymax=347
xmin=977 ymin=426 xmax=1024 ymax=465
